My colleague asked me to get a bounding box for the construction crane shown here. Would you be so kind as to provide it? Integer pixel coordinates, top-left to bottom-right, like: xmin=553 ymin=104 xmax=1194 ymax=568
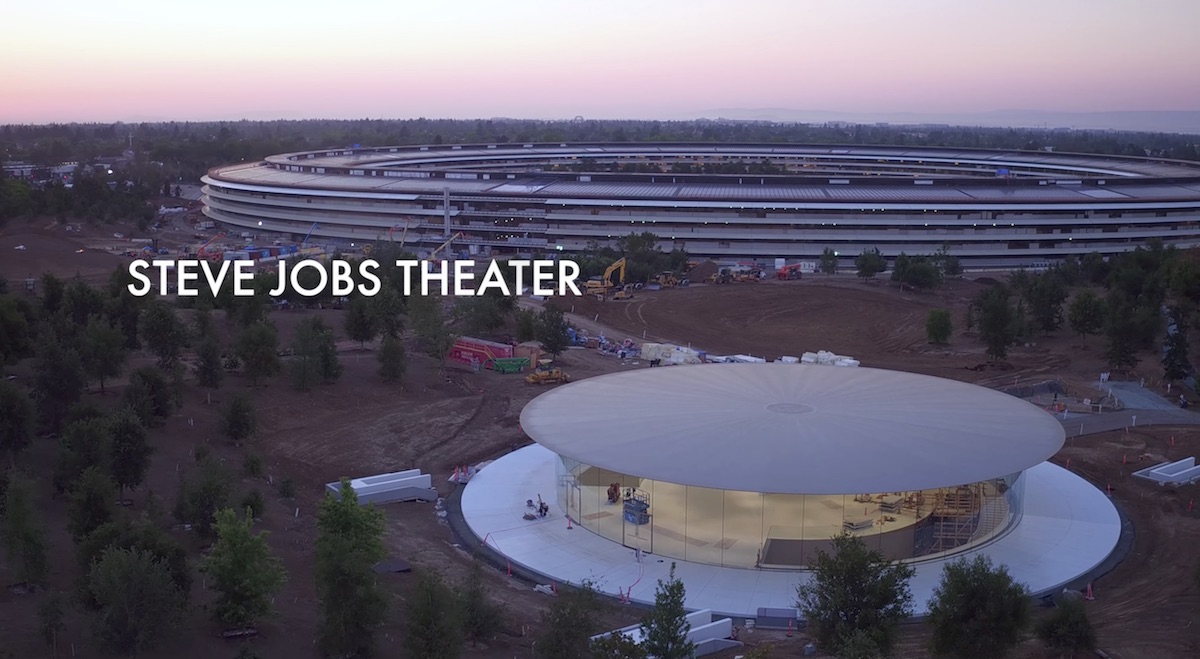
xmin=425 ymin=232 xmax=465 ymax=273
xmin=389 ymin=220 xmax=419 ymax=245
xmin=301 ymin=222 xmax=321 ymax=246
xmin=196 ymin=232 xmax=226 ymax=261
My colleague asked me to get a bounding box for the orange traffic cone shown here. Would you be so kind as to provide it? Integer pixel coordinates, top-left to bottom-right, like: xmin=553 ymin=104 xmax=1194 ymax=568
xmin=786 ymin=620 xmax=793 ymax=637
xmin=1084 ymin=583 xmax=1095 ymax=600
xmin=566 ymin=515 xmax=573 ymax=529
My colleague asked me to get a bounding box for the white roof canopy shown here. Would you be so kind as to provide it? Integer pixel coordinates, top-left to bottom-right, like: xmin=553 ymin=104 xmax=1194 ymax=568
xmin=519 ymin=364 xmax=1065 ymax=494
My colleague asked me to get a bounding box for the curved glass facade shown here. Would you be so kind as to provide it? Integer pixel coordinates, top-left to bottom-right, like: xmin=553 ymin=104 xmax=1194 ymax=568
xmin=555 ymin=455 xmax=1026 ymax=569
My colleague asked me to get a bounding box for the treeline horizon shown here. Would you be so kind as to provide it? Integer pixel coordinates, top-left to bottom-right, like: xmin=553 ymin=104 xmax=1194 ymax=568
xmin=2 ymin=118 xmax=1198 ymax=181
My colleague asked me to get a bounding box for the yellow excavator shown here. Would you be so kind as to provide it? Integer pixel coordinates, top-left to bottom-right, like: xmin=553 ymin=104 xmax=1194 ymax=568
xmin=585 ymin=258 xmax=626 ymax=295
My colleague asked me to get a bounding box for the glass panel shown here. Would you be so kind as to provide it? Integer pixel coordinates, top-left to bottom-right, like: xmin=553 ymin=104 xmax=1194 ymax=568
xmin=722 ymin=489 xmax=763 ymax=568
xmin=683 ymin=486 xmax=724 ymax=565
xmin=650 ymin=480 xmax=686 ymax=560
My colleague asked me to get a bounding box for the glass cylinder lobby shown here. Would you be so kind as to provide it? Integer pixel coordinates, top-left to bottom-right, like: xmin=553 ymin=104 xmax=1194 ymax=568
xmin=555 ymin=456 xmax=1027 ymax=569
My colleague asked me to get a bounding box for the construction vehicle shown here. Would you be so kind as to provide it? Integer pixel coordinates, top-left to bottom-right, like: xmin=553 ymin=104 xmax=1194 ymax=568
xmin=196 ymin=232 xmax=226 ymax=261
xmin=777 ymin=264 xmax=805 ymax=280
xmin=586 ymin=258 xmax=626 ymax=294
xmin=612 ymin=284 xmax=635 ymax=300
xmin=525 ymin=361 xmax=571 ymax=385
xmin=707 ymin=269 xmax=734 ymax=284
xmin=734 ymin=269 xmax=763 ymax=283
xmin=653 ymin=271 xmax=680 ymax=288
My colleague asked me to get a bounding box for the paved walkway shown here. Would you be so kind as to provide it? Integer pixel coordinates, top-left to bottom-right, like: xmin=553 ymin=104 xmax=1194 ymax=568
xmin=1095 ymin=381 xmax=1184 ymax=411
xmin=1058 ymin=407 xmax=1199 ymax=439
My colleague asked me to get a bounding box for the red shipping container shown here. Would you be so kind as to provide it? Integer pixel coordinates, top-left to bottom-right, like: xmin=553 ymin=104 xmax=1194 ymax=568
xmin=448 ymin=337 xmax=514 ymax=367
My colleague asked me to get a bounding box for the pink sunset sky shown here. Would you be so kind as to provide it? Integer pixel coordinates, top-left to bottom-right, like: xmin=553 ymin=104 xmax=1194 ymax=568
xmin=3 ymin=0 xmax=1198 ymax=124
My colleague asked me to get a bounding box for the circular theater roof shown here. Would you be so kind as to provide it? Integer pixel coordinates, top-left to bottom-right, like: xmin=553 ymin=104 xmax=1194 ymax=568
xmin=519 ymin=364 xmax=1065 ymax=495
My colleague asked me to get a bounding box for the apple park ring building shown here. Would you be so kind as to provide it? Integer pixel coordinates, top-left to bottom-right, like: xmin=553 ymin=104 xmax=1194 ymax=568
xmin=201 ymin=142 xmax=1200 ymax=268
xmin=460 ymin=364 xmax=1122 ymax=618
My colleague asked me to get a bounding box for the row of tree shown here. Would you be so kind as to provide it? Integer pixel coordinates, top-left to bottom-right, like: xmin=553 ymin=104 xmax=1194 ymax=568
xmin=796 ymin=532 xmax=1096 ymax=658
xmin=959 ymin=243 xmax=1198 ymax=387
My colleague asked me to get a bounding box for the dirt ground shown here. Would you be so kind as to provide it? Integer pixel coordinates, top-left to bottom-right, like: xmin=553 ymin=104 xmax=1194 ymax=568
xmin=2 ymin=216 xmax=1199 ymax=658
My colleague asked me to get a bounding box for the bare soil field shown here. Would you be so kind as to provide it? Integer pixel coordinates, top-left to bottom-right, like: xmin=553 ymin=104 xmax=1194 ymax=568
xmin=2 ymin=219 xmax=1198 ymax=657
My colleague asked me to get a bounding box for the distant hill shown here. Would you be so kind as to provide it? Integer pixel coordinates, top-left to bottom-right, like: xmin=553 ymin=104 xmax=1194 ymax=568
xmin=687 ymin=108 xmax=1200 ymax=135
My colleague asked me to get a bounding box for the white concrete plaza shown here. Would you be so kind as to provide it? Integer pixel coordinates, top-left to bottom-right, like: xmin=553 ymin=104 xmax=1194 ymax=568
xmin=462 ymin=445 xmax=1122 ymax=619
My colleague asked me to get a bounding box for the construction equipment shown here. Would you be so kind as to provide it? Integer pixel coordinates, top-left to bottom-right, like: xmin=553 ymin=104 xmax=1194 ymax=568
xmin=526 ymin=366 xmax=571 ymax=385
xmin=430 ymin=232 xmax=464 ymax=260
xmin=612 ymin=284 xmax=635 ymax=301
xmin=653 ymin=271 xmax=681 ymax=288
xmin=301 ymin=222 xmax=321 ymax=246
xmin=389 ymin=220 xmax=419 ymax=245
xmin=707 ymin=269 xmax=734 ymax=284
xmin=484 ymin=357 xmax=530 ymax=374
xmin=777 ymin=264 xmax=805 ymax=280
xmin=196 ymin=232 xmax=226 ymax=261
xmin=586 ymin=258 xmax=626 ymax=294
xmin=734 ymin=269 xmax=763 ymax=283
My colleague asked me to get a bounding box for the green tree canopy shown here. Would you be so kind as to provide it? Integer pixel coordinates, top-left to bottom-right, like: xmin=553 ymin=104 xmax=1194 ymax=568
xmin=87 ymin=546 xmax=186 ymax=655
xmin=926 ymin=555 xmax=1031 ymax=659
xmin=795 ymin=532 xmax=915 ymax=657
xmin=641 ymin=562 xmax=695 ymax=659
xmin=200 ymin=508 xmax=288 ymax=630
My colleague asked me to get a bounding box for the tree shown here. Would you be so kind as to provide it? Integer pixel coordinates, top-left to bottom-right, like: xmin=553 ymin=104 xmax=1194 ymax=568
xmin=344 ymin=294 xmax=379 ymax=347
xmin=37 ymin=594 xmax=66 ymax=659
xmin=1163 ymin=328 xmax=1191 ymax=383
xmin=235 ymin=320 xmax=281 ymax=387
xmin=855 ymin=248 xmax=886 ymax=281
xmin=0 ymin=381 xmax=34 ymax=466
xmin=108 ymin=409 xmax=152 ymax=503
xmin=122 ymin=366 xmax=175 ymax=426
xmin=405 ymin=568 xmax=464 ymax=658
xmin=456 ymin=295 xmax=509 ymax=335
xmin=140 ymin=300 xmax=188 ymax=369
xmin=535 ymin=580 xmax=603 ymax=659
xmin=200 ymin=508 xmax=287 ymax=630
xmin=458 ymin=559 xmax=504 ymax=647
xmin=537 ymin=307 xmax=570 ymax=358
xmin=80 ymin=315 xmax=126 ymax=393
xmin=218 ymin=394 xmax=257 ymax=446
xmin=53 ymin=417 xmax=113 ymax=494
xmin=926 ymin=555 xmax=1031 ymax=659
xmin=173 ymin=458 xmax=232 ymax=538
xmin=515 ymin=308 xmax=538 ymax=342
xmin=410 ymin=294 xmax=456 ymax=367
xmin=1067 ymin=290 xmax=1105 ymax=343
xmin=315 ymin=479 xmax=389 ymax=658
xmin=795 ymin=532 xmax=915 ymax=657
xmin=87 ymin=546 xmax=185 ymax=655
xmin=926 ymin=309 xmax=952 ymax=345
xmin=378 ymin=333 xmax=407 ymax=383
xmin=641 ymin=562 xmax=695 ymax=659
xmin=819 ymin=247 xmax=838 ymax=275
xmin=290 ymin=317 xmax=341 ymax=391
xmin=1024 ymin=273 xmax=1069 ymax=334
xmin=592 ymin=631 xmax=649 ymax=659
xmin=31 ymin=334 xmax=87 ymax=434
xmin=933 ymin=243 xmax=963 ymax=278
xmin=974 ymin=286 xmax=1016 ymax=361
xmin=194 ymin=335 xmax=224 ymax=404
xmin=1 ymin=473 xmax=49 ymax=587
xmin=1105 ymin=296 xmax=1142 ymax=371
xmin=67 ymin=466 xmax=117 ymax=542
xmin=75 ymin=517 xmax=192 ymax=610
xmin=371 ymin=284 xmax=405 ymax=339
xmin=1036 ymin=598 xmax=1096 ymax=657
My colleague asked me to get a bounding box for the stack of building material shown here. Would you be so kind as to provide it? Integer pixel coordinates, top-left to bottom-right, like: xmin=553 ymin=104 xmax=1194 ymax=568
xmin=639 ymin=342 xmax=705 ymax=365
xmin=800 ymin=350 xmax=859 ymax=367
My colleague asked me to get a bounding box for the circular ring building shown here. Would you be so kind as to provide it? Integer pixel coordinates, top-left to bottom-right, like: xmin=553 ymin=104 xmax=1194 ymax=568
xmin=201 ymin=143 xmax=1200 ymax=268
xmin=460 ymin=363 xmax=1122 ymax=616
